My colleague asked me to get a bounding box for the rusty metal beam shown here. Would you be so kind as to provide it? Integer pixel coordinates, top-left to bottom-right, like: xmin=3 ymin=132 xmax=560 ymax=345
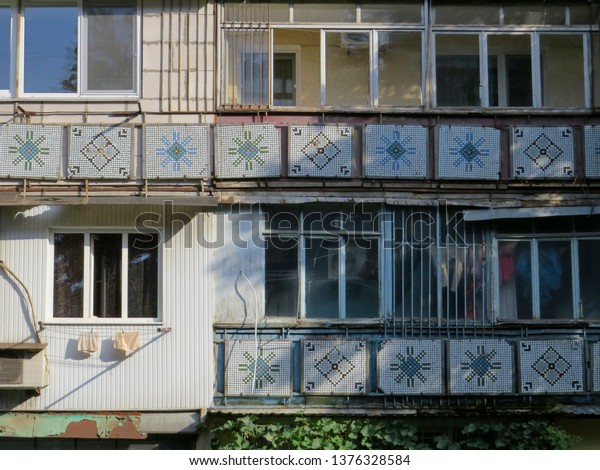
xmin=0 ymin=413 xmax=146 ymax=439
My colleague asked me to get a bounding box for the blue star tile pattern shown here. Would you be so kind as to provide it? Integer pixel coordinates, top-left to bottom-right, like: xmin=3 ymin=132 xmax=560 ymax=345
xmin=364 ymin=125 xmax=428 ymax=179
xmin=216 ymin=124 xmax=280 ymax=178
xmin=68 ymin=126 xmax=131 ymax=179
xmin=519 ymin=340 xmax=584 ymax=394
xmin=377 ymin=340 xmax=443 ymax=395
xmin=437 ymin=126 xmax=500 ymax=180
xmin=145 ymin=125 xmax=209 ymax=179
xmin=0 ymin=124 xmax=62 ymax=179
xmin=449 ymin=340 xmax=513 ymax=394
xmin=584 ymin=126 xmax=600 ymax=178
xmin=289 ymin=125 xmax=353 ymax=178
xmin=303 ymin=340 xmax=367 ymax=395
xmin=512 ymin=127 xmax=574 ymax=179
xmin=225 ymin=339 xmax=292 ymax=396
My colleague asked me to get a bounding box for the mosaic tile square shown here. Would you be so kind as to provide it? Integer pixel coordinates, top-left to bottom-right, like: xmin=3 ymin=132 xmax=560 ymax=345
xmin=0 ymin=124 xmax=62 ymax=179
xmin=511 ymin=127 xmax=574 ymax=179
xmin=437 ymin=126 xmax=500 ymax=180
xmin=289 ymin=125 xmax=353 ymax=178
xmin=592 ymin=342 xmax=600 ymax=392
xmin=68 ymin=126 xmax=131 ymax=179
xmin=449 ymin=339 xmax=513 ymax=394
xmin=303 ymin=340 xmax=367 ymax=395
xmin=225 ymin=339 xmax=292 ymax=397
xmin=377 ymin=339 xmax=443 ymax=395
xmin=584 ymin=126 xmax=600 ymax=178
xmin=144 ymin=125 xmax=209 ymax=179
xmin=519 ymin=340 xmax=584 ymax=394
xmin=216 ymin=124 xmax=280 ymax=178
xmin=364 ymin=125 xmax=428 ymax=179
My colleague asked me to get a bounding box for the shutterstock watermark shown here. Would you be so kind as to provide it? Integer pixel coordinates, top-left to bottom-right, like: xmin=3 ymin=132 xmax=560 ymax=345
xmin=132 ymin=201 xmax=466 ymax=250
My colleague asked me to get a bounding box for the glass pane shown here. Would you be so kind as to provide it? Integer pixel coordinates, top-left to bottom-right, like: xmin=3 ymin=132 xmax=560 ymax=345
xmin=303 ymin=205 xmax=344 ymax=232
xmin=0 ymin=6 xmax=10 ymax=90
xmin=305 ymin=238 xmax=339 ymax=318
xmin=326 ymin=32 xmax=369 ymax=106
xmin=488 ymin=35 xmax=532 ymax=107
xmin=378 ymin=32 xmax=422 ymax=106
xmin=435 ymin=35 xmax=480 ymax=106
xmin=499 ymin=240 xmax=533 ymax=320
xmin=504 ymin=5 xmax=565 ymax=25
xmin=434 ymin=6 xmax=499 ymax=25
xmin=593 ymin=34 xmax=600 ymax=108
xmin=274 ymin=29 xmax=320 ymax=107
xmin=53 ymin=233 xmax=84 ymax=318
xmin=128 ymin=233 xmax=158 ymax=318
xmin=92 ymin=233 xmax=122 ymax=318
xmin=23 ymin=2 xmax=78 ymax=93
xmin=85 ymin=2 xmax=136 ymax=92
xmin=265 ymin=237 xmax=298 ymax=317
xmin=224 ymin=1 xmax=288 ymax=22
xmin=395 ymin=244 xmax=436 ymax=320
xmin=346 ymin=239 xmax=379 ymax=318
xmin=361 ymin=3 xmax=421 ymax=24
xmin=570 ymin=4 xmax=599 ymax=25
xmin=540 ymin=35 xmax=584 ymax=108
xmin=223 ymin=30 xmax=269 ymax=106
xmin=273 ymin=53 xmax=295 ymax=106
xmin=578 ymin=240 xmax=600 ymax=320
xmin=294 ymin=3 xmax=356 ymax=23
xmin=538 ymin=240 xmax=572 ymax=320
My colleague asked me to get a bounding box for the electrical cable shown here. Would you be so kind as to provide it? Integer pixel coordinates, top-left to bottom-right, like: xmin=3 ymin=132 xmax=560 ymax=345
xmin=238 ymin=271 xmax=259 ymax=394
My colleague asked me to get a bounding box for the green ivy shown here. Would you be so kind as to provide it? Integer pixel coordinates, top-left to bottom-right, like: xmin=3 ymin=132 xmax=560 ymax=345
xmin=208 ymin=415 xmax=580 ymax=450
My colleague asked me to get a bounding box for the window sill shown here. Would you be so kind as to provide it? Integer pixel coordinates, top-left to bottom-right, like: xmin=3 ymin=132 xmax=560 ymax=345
xmin=42 ymin=319 xmax=163 ymax=327
xmin=1 ymin=95 xmax=140 ymax=103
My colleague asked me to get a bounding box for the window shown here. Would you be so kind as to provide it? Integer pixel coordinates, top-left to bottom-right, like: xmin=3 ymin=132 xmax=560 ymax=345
xmin=220 ymin=2 xmax=598 ymax=109
xmin=10 ymin=0 xmax=139 ymax=98
xmin=0 ymin=2 xmax=14 ymax=96
xmin=52 ymin=231 xmax=160 ymax=320
xmin=263 ymin=205 xmax=488 ymax=324
xmin=264 ymin=206 xmax=380 ymax=319
xmin=497 ymin=236 xmax=600 ymax=321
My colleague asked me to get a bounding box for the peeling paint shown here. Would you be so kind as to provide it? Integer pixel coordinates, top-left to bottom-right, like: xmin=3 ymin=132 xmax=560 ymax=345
xmin=0 ymin=413 xmax=146 ymax=439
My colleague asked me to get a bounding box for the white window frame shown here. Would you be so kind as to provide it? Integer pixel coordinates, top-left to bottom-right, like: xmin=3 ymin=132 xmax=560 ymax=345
xmin=0 ymin=0 xmax=16 ymax=98
xmin=271 ymin=44 xmax=301 ymax=107
xmin=16 ymin=0 xmax=140 ymax=100
xmin=492 ymin=234 xmax=600 ymax=322
xmin=47 ymin=228 xmax=162 ymax=324
xmin=263 ymin=207 xmax=386 ymax=321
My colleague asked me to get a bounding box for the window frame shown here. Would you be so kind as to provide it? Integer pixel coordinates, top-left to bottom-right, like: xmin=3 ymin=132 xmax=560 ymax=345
xmin=0 ymin=0 xmax=16 ymax=98
xmin=47 ymin=228 xmax=162 ymax=324
xmin=263 ymin=207 xmax=385 ymax=321
xmin=218 ymin=1 xmax=599 ymax=111
xmin=493 ymin=234 xmax=600 ymax=322
xmin=15 ymin=0 xmax=140 ymax=100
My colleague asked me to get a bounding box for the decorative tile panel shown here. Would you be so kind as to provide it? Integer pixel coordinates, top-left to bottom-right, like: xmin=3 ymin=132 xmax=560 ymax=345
xmin=68 ymin=126 xmax=131 ymax=179
xmin=592 ymin=342 xmax=600 ymax=392
xmin=519 ymin=340 xmax=584 ymax=394
xmin=584 ymin=126 xmax=600 ymax=178
xmin=303 ymin=340 xmax=367 ymax=395
xmin=377 ymin=339 xmax=443 ymax=395
xmin=449 ymin=340 xmax=514 ymax=394
xmin=0 ymin=124 xmax=62 ymax=179
xmin=225 ymin=339 xmax=292 ymax=397
xmin=364 ymin=125 xmax=428 ymax=179
xmin=437 ymin=126 xmax=500 ymax=180
xmin=289 ymin=125 xmax=353 ymax=178
xmin=216 ymin=124 xmax=280 ymax=178
xmin=144 ymin=125 xmax=209 ymax=179
xmin=511 ymin=127 xmax=574 ymax=179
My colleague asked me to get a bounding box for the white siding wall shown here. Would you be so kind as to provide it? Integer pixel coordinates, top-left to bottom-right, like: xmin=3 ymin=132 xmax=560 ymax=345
xmin=0 ymin=205 xmax=213 ymax=411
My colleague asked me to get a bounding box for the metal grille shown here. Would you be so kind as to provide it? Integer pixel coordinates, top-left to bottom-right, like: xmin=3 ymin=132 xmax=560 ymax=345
xmin=0 ymin=358 xmax=24 ymax=385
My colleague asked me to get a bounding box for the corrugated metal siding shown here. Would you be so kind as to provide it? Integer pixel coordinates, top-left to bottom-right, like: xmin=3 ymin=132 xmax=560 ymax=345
xmin=0 ymin=205 xmax=213 ymax=411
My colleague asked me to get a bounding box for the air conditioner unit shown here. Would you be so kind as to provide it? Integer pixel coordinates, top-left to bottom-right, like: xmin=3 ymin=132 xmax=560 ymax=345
xmin=0 ymin=343 xmax=48 ymax=390
xmin=340 ymin=32 xmax=389 ymax=50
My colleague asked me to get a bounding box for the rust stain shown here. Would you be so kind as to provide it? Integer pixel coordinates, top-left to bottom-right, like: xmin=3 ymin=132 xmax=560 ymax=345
xmin=61 ymin=420 xmax=103 ymax=439
xmin=107 ymin=418 xmax=146 ymax=440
